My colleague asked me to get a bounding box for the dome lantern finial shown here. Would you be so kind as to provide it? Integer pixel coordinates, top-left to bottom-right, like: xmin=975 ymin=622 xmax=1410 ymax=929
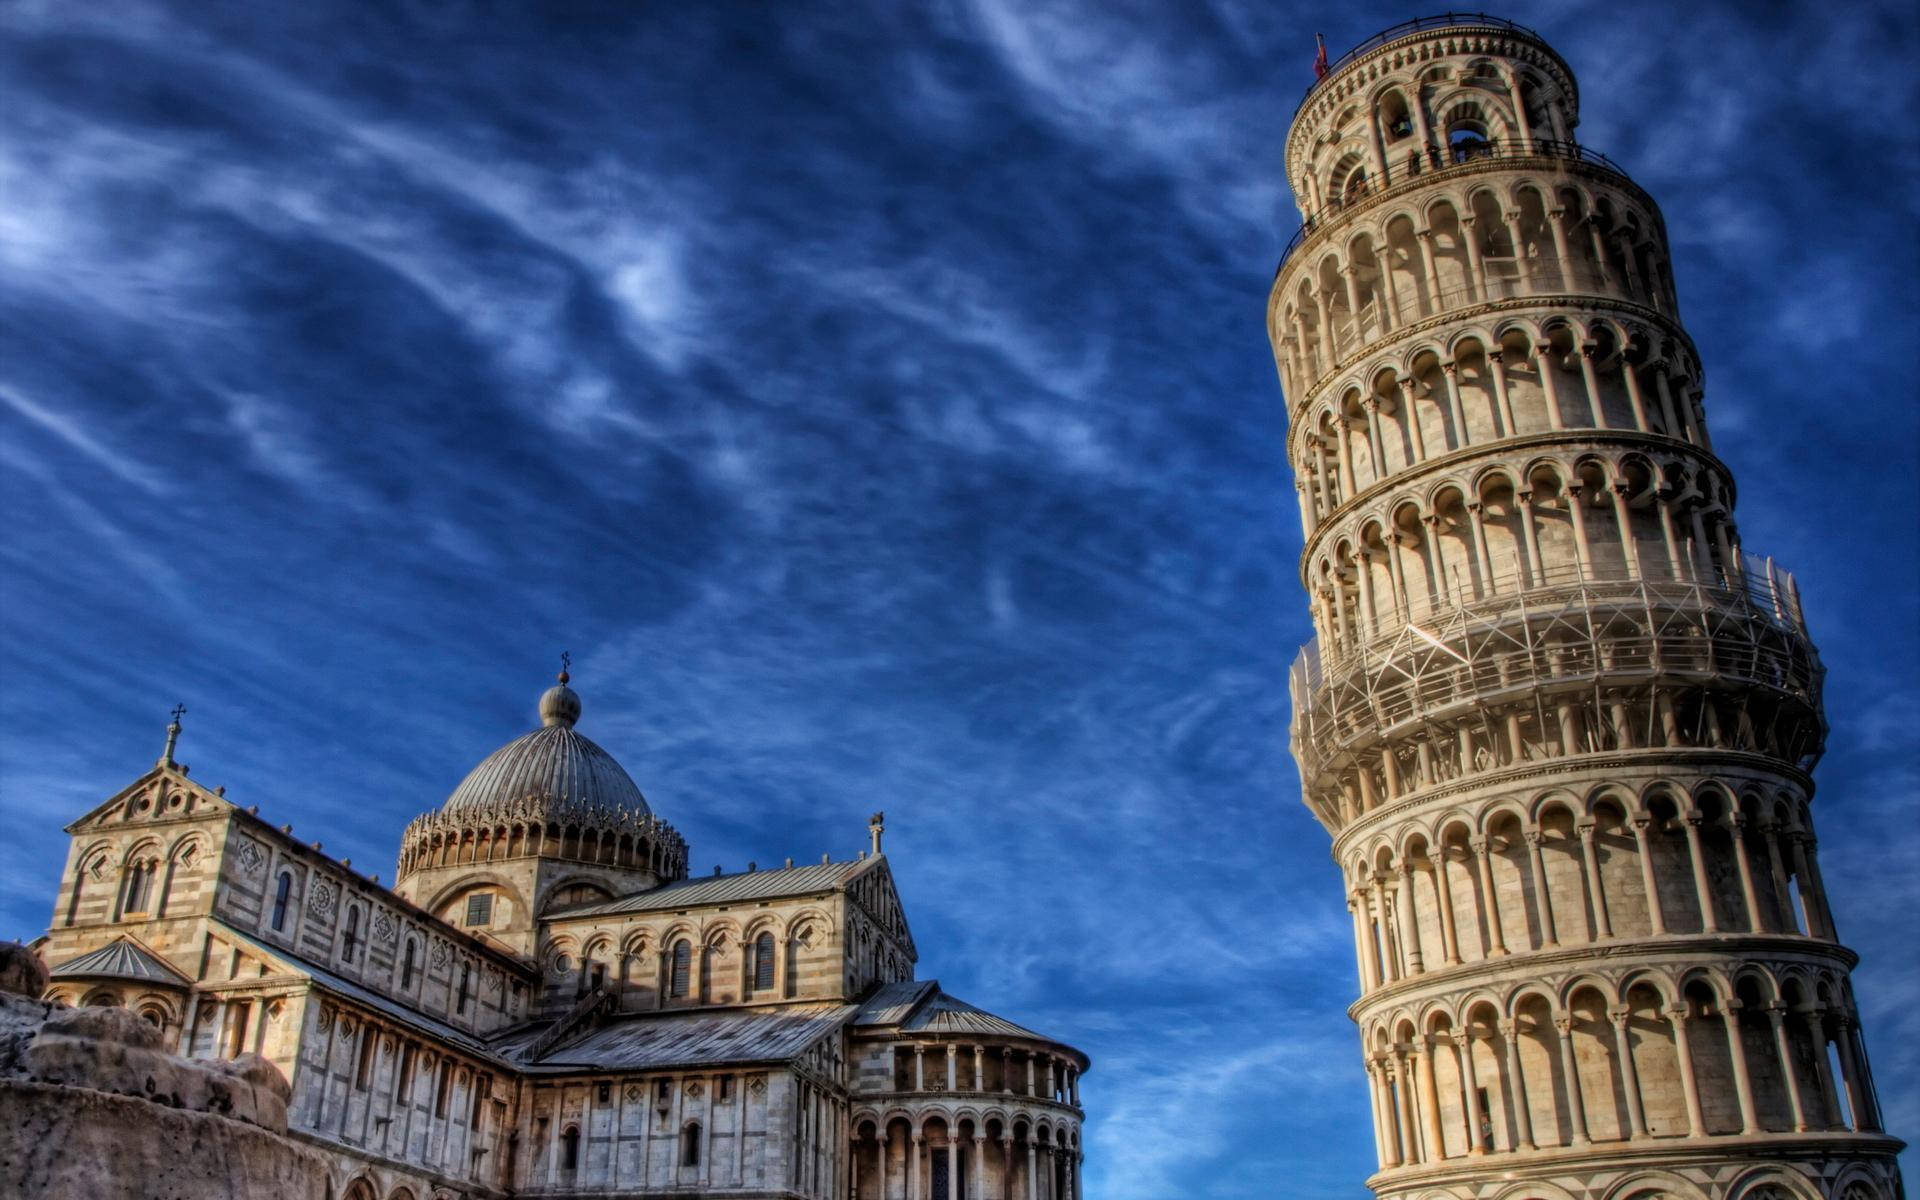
xmin=539 ymin=652 xmax=581 ymax=729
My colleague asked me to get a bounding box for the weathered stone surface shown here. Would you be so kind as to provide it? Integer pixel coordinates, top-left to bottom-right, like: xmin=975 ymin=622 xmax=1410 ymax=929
xmin=0 ymin=942 xmax=48 ymax=999
xmin=0 ymin=986 xmax=320 ymax=1199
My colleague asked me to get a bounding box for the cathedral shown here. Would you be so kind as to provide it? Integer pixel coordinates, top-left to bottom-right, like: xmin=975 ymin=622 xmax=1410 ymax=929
xmin=24 ymin=670 xmax=1087 ymax=1200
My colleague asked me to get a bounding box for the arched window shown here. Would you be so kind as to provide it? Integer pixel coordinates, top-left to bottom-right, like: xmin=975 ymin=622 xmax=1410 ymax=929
xmin=270 ymin=872 xmax=292 ymax=931
xmin=401 ymin=939 xmax=418 ymax=989
xmin=342 ymin=907 xmax=361 ymax=963
xmin=456 ymin=963 xmax=472 ymax=1014
xmin=681 ymin=1121 xmax=701 ymax=1167
xmin=562 ymin=1124 xmax=581 ymax=1171
xmin=752 ymin=932 xmax=775 ymax=992
xmin=669 ymin=939 xmax=691 ymax=998
xmin=122 ymin=860 xmax=153 ymax=915
xmin=1448 ymin=121 xmax=1492 ymax=162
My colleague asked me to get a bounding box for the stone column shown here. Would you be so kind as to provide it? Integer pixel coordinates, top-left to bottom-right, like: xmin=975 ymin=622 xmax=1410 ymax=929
xmin=1350 ymin=896 xmax=1377 ymax=992
xmin=1803 ymin=1012 xmax=1841 ymax=1128
xmin=946 ymin=1044 xmax=958 ymax=1091
xmin=909 ymin=1132 xmax=922 ymax=1199
xmin=1586 ymin=222 xmax=1616 ymax=291
xmin=1399 ymin=376 xmax=1427 ymax=461
xmin=1545 ymin=207 xmax=1575 ymax=286
xmin=1516 ymin=489 xmax=1543 ymax=585
xmin=1524 ymin=828 xmax=1559 ymax=948
xmin=971 ymin=1134 xmax=987 ymax=1200
xmin=1835 ymin=1019 xmax=1872 ymax=1131
xmin=1620 ymin=357 xmax=1651 ymax=429
xmin=1563 ymin=483 xmax=1593 ymax=579
xmin=1368 ymin=1059 xmax=1399 ymax=1167
xmin=1393 ymin=1051 xmax=1421 ymax=1163
xmin=1667 ymin=1005 xmax=1708 ymax=1137
xmin=1363 ymin=399 xmax=1388 ymax=479
xmin=1760 ymin=825 xmax=1795 ymax=933
xmin=1416 ymin=229 xmax=1443 ymax=304
xmin=1025 ymin=1053 xmax=1036 ymax=1097
xmin=1417 ymin=1038 xmax=1446 ymax=1159
xmin=1002 ymin=1049 xmax=1013 ymax=1093
xmin=1354 ymin=549 xmax=1378 ymax=638
xmin=1552 ymin=1014 xmax=1592 ymax=1145
xmin=1397 ymin=862 xmax=1425 ymax=973
xmin=1608 ymin=484 xmax=1639 ymax=579
xmin=1465 ymin=503 xmax=1494 ymax=595
xmin=1576 ymin=820 xmax=1611 ymax=939
xmin=1577 ymin=344 xmax=1608 ymax=428
xmin=1439 ymin=361 xmax=1470 ymax=448
xmin=974 ymin=1045 xmax=985 ymax=1091
xmin=1462 ymin=216 xmax=1489 ymax=299
xmin=1471 ymin=837 xmax=1508 ymax=955
xmin=1332 ymin=423 xmax=1357 ymax=499
xmin=1431 ymin=851 xmax=1461 ymax=965
xmin=1498 ymin=1021 xmax=1534 ymax=1150
xmin=1454 ymin=1032 xmax=1484 ymax=1154
xmin=1629 ymin=815 xmax=1668 ymax=934
xmin=1487 ymin=350 xmax=1515 ymax=436
xmin=1655 ymin=492 xmax=1686 ymax=579
xmin=1503 ymin=211 xmax=1533 ymax=291
xmin=1722 ymin=1002 xmax=1760 ymax=1134
xmin=1726 ymin=815 xmax=1763 ymax=931
xmin=1372 ymin=876 xmax=1401 ymax=981
xmin=1607 ymin=1007 xmax=1649 ymax=1138
xmin=1535 ymin=342 xmax=1565 ymax=431
xmin=1681 ymin=815 xmax=1720 ymax=932
xmin=1024 ymin=1137 xmax=1037 ymax=1200
xmin=1796 ymin=837 xmax=1837 ymax=940
xmin=1766 ymin=1004 xmax=1809 ymax=1131
xmin=946 ymin=1138 xmax=959 ymax=1200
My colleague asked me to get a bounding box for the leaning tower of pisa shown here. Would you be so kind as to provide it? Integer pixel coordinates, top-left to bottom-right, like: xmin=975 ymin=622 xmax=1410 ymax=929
xmin=1270 ymin=16 xmax=1904 ymax=1200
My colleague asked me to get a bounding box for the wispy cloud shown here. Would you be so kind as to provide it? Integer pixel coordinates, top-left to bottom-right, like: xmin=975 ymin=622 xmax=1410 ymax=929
xmin=1 ymin=3 xmax=1915 ymax=1196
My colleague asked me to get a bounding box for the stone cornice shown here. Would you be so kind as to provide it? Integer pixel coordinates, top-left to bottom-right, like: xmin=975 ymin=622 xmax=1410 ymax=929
xmin=1280 ymin=295 xmax=1699 ymax=447
xmin=1345 ymin=932 xmax=1863 ymax=1022
xmin=1365 ymin=1129 xmax=1904 ymax=1189
xmin=1326 ymin=749 xmax=1815 ymax=859
xmin=1295 ymin=427 xmax=1733 ymax=580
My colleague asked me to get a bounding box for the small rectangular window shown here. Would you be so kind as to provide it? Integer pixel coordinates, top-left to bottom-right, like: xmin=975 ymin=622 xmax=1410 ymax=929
xmin=597 ymin=1081 xmax=611 ymax=1103
xmin=718 ymin=1074 xmax=733 ymax=1102
xmin=472 ymin=1075 xmax=490 ymax=1129
xmin=436 ymin=1062 xmax=452 ymax=1118
xmin=465 ymin=893 xmax=493 ymax=927
xmin=356 ymin=1027 xmax=377 ymax=1090
xmin=395 ymin=1043 xmax=415 ymax=1100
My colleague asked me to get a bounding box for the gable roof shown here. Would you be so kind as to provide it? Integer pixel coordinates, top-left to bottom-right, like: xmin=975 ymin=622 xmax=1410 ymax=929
xmin=851 ymin=979 xmax=1079 ymax=1059
xmin=498 ymin=1002 xmax=855 ymax=1073
xmin=49 ymin=936 xmax=192 ymax=986
xmin=554 ymin=857 xmax=875 ymax=918
xmin=221 ymin=925 xmax=506 ymax=1063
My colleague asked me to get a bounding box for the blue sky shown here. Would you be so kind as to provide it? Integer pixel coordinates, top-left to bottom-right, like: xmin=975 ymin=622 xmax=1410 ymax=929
xmin=1 ymin=1 xmax=1915 ymax=1194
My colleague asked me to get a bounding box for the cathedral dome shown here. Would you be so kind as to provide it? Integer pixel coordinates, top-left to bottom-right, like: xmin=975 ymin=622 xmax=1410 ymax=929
xmin=442 ymin=672 xmax=650 ymax=821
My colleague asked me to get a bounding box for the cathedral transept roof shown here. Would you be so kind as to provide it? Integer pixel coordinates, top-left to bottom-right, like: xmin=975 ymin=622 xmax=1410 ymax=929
xmin=48 ymin=936 xmax=191 ymax=987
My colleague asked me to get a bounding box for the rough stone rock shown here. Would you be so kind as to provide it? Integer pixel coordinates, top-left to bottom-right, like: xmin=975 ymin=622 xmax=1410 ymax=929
xmin=0 ymin=977 xmax=322 ymax=1199
xmin=0 ymin=942 xmax=47 ymax=999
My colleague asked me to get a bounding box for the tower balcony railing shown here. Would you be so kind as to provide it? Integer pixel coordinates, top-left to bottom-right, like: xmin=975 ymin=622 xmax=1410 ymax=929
xmin=1275 ymin=139 xmax=1639 ymax=280
xmin=1289 ymin=552 xmax=1821 ymax=781
xmin=1294 ymin=14 xmax=1551 ymax=116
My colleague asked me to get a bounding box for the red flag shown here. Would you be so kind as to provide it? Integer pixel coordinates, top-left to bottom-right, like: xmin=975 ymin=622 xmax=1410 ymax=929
xmin=1313 ymin=33 xmax=1329 ymax=79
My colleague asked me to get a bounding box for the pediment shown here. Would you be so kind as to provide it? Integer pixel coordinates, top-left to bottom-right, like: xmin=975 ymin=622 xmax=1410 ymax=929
xmin=64 ymin=765 xmax=233 ymax=834
xmin=847 ymin=857 xmax=917 ymax=960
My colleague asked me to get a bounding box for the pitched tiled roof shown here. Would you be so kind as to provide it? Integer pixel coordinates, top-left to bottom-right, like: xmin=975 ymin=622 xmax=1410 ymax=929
xmin=500 ymin=1003 xmax=856 ymax=1072
xmin=50 ymin=938 xmax=190 ymax=986
xmin=851 ymin=979 xmax=1051 ymax=1041
xmin=850 ymin=980 xmax=937 ymax=1026
xmin=904 ymin=991 xmax=1048 ymax=1040
xmin=557 ymin=858 xmax=871 ymax=918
